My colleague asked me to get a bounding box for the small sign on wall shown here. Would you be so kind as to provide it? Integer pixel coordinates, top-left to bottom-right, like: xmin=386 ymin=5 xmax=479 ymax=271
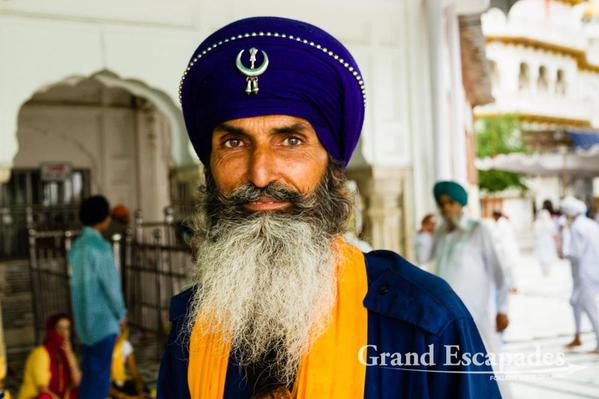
xmin=40 ymin=162 xmax=72 ymax=182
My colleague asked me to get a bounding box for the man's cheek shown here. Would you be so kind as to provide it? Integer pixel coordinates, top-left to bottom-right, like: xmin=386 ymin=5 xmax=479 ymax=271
xmin=213 ymin=171 xmax=243 ymax=196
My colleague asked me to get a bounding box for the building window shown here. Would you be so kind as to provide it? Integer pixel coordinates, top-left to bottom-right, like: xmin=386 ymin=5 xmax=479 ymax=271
xmin=518 ymin=62 xmax=530 ymax=91
xmin=538 ymin=66 xmax=549 ymax=92
xmin=555 ymin=69 xmax=566 ymax=95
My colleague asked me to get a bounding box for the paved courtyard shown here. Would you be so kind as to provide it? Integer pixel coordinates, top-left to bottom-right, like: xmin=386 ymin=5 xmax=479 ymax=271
xmin=501 ymin=251 xmax=599 ymax=399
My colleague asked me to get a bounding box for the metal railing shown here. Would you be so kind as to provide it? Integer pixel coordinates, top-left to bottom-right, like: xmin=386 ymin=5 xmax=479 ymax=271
xmin=124 ymin=208 xmax=195 ymax=338
xmin=1 ymin=205 xmax=80 ymax=260
xmin=27 ymin=207 xmax=195 ymax=347
xmin=28 ymin=228 xmax=79 ymax=342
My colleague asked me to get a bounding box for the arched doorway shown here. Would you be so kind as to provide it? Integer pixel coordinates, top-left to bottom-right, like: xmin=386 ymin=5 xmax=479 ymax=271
xmin=9 ymin=74 xmax=178 ymax=233
xmin=0 ymin=73 xmax=197 ymax=355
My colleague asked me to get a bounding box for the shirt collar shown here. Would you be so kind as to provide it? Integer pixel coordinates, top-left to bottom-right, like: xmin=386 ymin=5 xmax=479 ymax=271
xmin=456 ymin=215 xmax=472 ymax=231
xmin=83 ymin=226 xmax=103 ymax=239
xmin=571 ymin=214 xmax=585 ymax=225
xmin=439 ymin=214 xmax=472 ymax=234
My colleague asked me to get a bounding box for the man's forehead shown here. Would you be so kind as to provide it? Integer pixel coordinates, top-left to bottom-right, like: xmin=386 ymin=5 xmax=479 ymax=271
xmin=179 ymin=16 xmax=365 ymax=168
xmin=439 ymin=194 xmax=457 ymax=204
xmin=214 ymin=115 xmax=316 ymax=135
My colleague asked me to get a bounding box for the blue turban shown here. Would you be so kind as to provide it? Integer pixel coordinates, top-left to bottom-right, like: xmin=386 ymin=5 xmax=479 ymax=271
xmin=179 ymin=17 xmax=366 ymax=168
xmin=433 ymin=181 xmax=468 ymax=207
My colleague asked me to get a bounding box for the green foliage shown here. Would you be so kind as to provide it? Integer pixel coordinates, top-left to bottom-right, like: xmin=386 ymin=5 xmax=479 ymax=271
xmin=475 ymin=114 xmax=528 ymax=194
xmin=478 ymin=170 xmax=528 ymax=193
xmin=475 ymin=114 xmax=526 ymax=158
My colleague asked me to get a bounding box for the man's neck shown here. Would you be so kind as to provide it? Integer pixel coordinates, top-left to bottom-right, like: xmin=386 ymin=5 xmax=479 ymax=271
xmin=446 ymin=215 xmax=464 ymax=232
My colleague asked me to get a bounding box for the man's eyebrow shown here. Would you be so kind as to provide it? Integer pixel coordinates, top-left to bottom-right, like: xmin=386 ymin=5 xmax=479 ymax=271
xmin=272 ymin=123 xmax=311 ymax=135
xmin=214 ymin=122 xmax=310 ymax=136
xmin=213 ymin=123 xmax=246 ymax=136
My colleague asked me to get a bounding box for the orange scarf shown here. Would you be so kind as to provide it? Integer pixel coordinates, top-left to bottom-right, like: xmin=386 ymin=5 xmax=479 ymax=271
xmin=188 ymin=238 xmax=369 ymax=398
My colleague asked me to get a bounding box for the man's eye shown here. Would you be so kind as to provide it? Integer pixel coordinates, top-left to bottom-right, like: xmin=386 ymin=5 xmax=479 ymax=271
xmin=224 ymin=138 xmax=243 ymax=148
xmin=283 ymin=136 xmax=303 ymax=146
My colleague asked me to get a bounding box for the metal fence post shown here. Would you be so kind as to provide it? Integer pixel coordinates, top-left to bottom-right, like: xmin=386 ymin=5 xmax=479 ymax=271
xmin=163 ymin=207 xmax=175 ymax=306
xmin=123 ymin=227 xmax=133 ymax=309
xmin=111 ymin=233 xmax=122 ymax=274
xmin=27 ymin=228 xmax=41 ymax=343
xmin=64 ymin=230 xmax=73 ymax=278
xmin=63 ymin=230 xmax=74 ymax=319
xmin=25 ymin=206 xmax=33 ymax=228
xmin=134 ymin=209 xmax=143 ymax=243
xmin=153 ymin=228 xmax=163 ymax=350
xmin=164 ymin=206 xmax=174 ymax=247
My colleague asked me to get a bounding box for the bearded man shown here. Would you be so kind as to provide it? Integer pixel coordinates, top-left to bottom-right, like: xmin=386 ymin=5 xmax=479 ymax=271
xmin=425 ymin=181 xmax=510 ymax=357
xmin=157 ymin=17 xmax=501 ymax=399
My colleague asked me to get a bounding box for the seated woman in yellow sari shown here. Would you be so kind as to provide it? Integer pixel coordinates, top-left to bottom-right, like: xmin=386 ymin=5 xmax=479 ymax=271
xmin=18 ymin=314 xmax=81 ymax=399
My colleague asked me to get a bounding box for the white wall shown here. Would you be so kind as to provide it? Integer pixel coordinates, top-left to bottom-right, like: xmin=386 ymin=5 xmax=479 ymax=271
xmin=14 ymin=99 xmax=171 ymax=221
xmin=0 ymin=5 xmax=195 ymax=180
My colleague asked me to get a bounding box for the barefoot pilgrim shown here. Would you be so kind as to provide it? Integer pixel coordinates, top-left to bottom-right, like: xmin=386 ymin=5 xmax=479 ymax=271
xmin=157 ymin=16 xmax=502 ymax=399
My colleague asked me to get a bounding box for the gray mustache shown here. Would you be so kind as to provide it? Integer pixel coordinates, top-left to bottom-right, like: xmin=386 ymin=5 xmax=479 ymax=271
xmin=222 ymin=183 xmax=304 ymax=206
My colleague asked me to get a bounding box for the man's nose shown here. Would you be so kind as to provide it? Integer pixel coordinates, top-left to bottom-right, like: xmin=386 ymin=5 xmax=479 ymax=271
xmin=247 ymin=146 xmax=278 ymax=188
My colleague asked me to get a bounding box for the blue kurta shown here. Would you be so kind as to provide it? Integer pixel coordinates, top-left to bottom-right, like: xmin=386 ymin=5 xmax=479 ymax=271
xmin=157 ymin=249 xmax=502 ymax=398
xmin=68 ymin=226 xmax=127 ymax=346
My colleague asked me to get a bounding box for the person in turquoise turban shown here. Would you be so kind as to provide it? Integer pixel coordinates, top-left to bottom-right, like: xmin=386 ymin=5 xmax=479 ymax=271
xmin=423 ymin=180 xmax=512 ymax=397
xmin=434 ymin=181 xmax=468 ymax=207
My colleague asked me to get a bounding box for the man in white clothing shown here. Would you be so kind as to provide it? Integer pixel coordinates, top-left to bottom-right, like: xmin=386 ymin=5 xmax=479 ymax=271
xmin=414 ymin=213 xmax=436 ymax=267
xmin=423 ymin=181 xmax=510 ymax=352
xmin=561 ymin=197 xmax=599 ymax=353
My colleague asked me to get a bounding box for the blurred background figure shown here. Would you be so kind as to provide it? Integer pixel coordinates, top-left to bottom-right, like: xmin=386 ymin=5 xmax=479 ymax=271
xmin=105 ymin=204 xmax=131 ymax=242
xmin=414 ymin=213 xmax=436 ymax=267
xmin=429 ymin=181 xmax=512 ymax=398
xmin=68 ymin=195 xmax=127 ymax=399
xmin=542 ymin=199 xmax=558 ymax=219
xmin=17 ymin=314 xmax=80 ymax=399
xmin=533 ymin=209 xmax=559 ymax=277
xmin=0 ymin=310 xmax=10 ymax=399
xmin=0 ymin=350 xmax=9 ymax=399
xmin=428 ymin=182 xmax=510 ymax=347
xmin=491 ymin=210 xmax=519 ymax=292
xmin=342 ymin=181 xmax=373 ymax=253
xmin=560 ymin=197 xmax=599 ymax=354
xmin=110 ymin=322 xmax=150 ymax=399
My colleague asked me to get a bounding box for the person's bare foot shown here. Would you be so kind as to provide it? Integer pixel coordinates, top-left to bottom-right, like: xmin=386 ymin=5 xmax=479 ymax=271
xmin=565 ymin=337 xmax=582 ymax=349
xmin=588 ymin=348 xmax=599 ymax=354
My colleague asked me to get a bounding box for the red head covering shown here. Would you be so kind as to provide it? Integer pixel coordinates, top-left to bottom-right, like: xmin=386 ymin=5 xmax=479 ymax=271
xmin=111 ymin=204 xmax=130 ymax=224
xmin=43 ymin=313 xmax=72 ymax=396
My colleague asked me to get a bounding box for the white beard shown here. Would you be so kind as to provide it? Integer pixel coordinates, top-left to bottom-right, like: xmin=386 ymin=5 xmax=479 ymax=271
xmin=188 ymin=212 xmax=338 ymax=385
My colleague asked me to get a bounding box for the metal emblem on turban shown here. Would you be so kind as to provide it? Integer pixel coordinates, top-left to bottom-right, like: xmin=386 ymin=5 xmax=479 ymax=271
xmin=236 ymin=47 xmax=269 ymax=95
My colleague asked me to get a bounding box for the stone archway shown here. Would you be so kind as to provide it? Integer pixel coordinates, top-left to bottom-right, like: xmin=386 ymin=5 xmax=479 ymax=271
xmin=11 ymin=73 xmax=180 ymax=223
xmin=0 ymin=73 xmax=192 ymax=358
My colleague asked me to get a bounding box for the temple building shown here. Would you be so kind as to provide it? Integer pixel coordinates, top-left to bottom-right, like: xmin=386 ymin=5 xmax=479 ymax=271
xmin=476 ymin=0 xmax=599 ymax=233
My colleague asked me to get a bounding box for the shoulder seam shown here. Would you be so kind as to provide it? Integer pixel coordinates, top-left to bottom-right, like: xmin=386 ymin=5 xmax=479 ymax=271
xmin=373 ymin=251 xmax=460 ymax=316
xmin=365 ymin=251 xmax=470 ymax=328
xmin=436 ymin=315 xmax=475 ymax=337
